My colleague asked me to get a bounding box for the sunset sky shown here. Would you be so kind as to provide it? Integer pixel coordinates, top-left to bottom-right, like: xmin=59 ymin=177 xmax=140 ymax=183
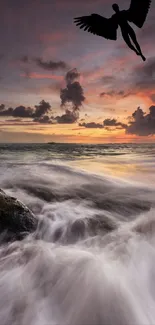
xmin=0 ymin=0 xmax=155 ymax=143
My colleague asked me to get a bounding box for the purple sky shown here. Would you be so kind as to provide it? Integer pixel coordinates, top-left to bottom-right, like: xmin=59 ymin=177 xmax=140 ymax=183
xmin=0 ymin=0 xmax=155 ymax=143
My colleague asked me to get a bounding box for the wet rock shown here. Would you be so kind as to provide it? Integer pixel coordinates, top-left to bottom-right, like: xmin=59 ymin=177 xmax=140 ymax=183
xmin=0 ymin=189 xmax=38 ymax=242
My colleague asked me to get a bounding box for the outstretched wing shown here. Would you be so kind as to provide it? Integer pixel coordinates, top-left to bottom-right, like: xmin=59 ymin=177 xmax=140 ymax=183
xmin=74 ymin=14 xmax=118 ymax=41
xmin=126 ymin=0 xmax=151 ymax=28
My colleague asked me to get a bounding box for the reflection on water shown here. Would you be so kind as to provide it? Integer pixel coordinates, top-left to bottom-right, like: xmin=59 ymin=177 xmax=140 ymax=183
xmin=1 ymin=143 xmax=155 ymax=183
xmin=68 ymin=154 xmax=155 ymax=184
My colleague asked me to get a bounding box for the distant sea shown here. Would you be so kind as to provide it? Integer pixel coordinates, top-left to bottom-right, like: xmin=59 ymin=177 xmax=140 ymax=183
xmin=0 ymin=142 xmax=155 ymax=325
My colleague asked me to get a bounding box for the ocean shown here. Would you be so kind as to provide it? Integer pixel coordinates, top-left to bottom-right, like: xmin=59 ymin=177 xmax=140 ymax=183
xmin=0 ymin=143 xmax=155 ymax=325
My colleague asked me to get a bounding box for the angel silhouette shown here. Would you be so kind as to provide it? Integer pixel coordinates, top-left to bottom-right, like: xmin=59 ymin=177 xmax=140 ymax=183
xmin=74 ymin=0 xmax=151 ymax=61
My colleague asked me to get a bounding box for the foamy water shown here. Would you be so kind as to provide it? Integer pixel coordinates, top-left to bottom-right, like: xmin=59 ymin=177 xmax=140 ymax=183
xmin=0 ymin=143 xmax=155 ymax=325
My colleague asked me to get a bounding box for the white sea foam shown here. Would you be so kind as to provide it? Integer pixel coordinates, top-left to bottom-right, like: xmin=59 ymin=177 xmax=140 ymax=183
xmin=0 ymin=144 xmax=155 ymax=324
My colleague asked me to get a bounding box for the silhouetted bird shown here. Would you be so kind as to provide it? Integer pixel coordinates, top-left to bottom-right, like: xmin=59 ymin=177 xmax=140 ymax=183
xmin=74 ymin=0 xmax=152 ymax=61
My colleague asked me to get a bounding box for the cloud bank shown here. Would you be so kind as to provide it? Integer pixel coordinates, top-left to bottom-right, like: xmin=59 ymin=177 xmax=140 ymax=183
xmin=126 ymin=106 xmax=155 ymax=136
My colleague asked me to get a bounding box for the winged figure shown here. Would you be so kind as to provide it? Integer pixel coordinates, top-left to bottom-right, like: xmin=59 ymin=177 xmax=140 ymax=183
xmin=74 ymin=0 xmax=152 ymax=61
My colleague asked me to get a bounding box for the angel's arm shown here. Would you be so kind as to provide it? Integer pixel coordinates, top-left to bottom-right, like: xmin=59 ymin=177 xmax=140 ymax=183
xmin=74 ymin=14 xmax=118 ymax=41
xmin=126 ymin=0 xmax=151 ymax=28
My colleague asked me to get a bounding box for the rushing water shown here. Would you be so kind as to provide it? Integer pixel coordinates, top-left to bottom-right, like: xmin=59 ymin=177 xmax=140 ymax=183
xmin=0 ymin=143 xmax=155 ymax=325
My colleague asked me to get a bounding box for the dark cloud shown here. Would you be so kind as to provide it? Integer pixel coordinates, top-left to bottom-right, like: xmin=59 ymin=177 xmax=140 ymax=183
xmin=103 ymin=118 xmax=127 ymax=129
xmin=65 ymin=69 xmax=80 ymax=84
xmin=0 ymin=100 xmax=52 ymax=123
xmin=79 ymin=118 xmax=127 ymax=130
xmin=100 ymin=90 xmax=126 ymax=98
xmin=0 ymin=104 xmax=5 ymax=111
xmin=55 ymin=109 xmax=79 ymax=124
xmin=79 ymin=122 xmax=103 ymax=129
xmin=99 ymin=74 xmax=133 ymax=99
xmin=0 ymin=106 xmax=33 ymax=118
xmin=100 ymin=92 xmax=109 ymax=98
xmin=60 ymin=82 xmax=85 ymax=110
xmin=35 ymin=58 xmax=69 ymax=71
xmin=34 ymin=100 xmax=51 ymax=118
xmin=0 ymin=108 xmax=13 ymax=116
xmin=13 ymin=106 xmax=33 ymax=118
xmin=60 ymin=69 xmax=85 ymax=110
xmin=56 ymin=68 xmax=85 ymax=124
xmin=33 ymin=115 xmax=53 ymax=124
xmin=18 ymin=56 xmax=69 ymax=78
xmin=126 ymin=106 xmax=155 ymax=136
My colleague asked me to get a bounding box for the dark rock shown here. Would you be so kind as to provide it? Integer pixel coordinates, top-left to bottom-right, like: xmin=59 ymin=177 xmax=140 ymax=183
xmin=70 ymin=219 xmax=86 ymax=238
xmin=0 ymin=189 xmax=38 ymax=242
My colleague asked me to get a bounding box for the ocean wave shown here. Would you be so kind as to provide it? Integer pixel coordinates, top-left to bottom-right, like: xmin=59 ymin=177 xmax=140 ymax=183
xmin=0 ymin=150 xmax=155 ymax=324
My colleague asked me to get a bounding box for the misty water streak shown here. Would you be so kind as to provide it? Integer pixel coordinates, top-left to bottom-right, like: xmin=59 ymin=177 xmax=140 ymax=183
xmin=0 ymin=143 xmax=155 ymax=325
